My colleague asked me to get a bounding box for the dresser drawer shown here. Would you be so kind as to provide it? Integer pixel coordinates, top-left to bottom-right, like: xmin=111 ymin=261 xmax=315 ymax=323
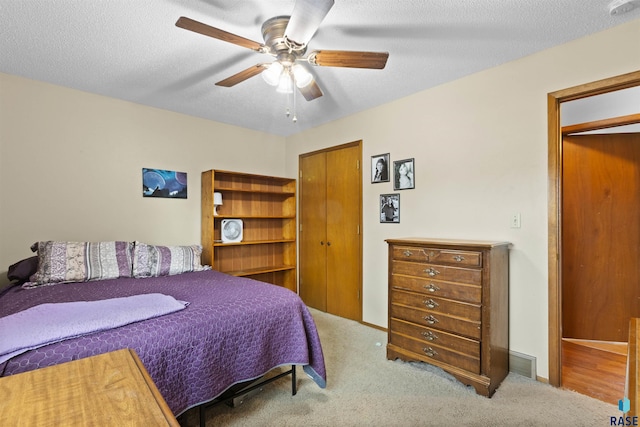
xmin=391 ymin=289 xmax=481 ymax=322
xmin=390 ymin=331 xmax=480 ymax=374
xmin=392 ymin=260 xmax=481 ymax=285
xmin=391 ymin=275 xmax=481 ymax=304
xmin=391 ymin=304 xmax=482 ymax=340
xmin=392 ymin=246 xmax=482 ymax=267
xmin=390 ymin=318 xmax=480 ymax=357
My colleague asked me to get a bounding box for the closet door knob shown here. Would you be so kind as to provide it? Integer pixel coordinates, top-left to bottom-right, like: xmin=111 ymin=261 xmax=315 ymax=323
xmin=327 ymin=241 xmax=331 ymax=246
xmin=320 ymin=241 xmax=324 ymax=245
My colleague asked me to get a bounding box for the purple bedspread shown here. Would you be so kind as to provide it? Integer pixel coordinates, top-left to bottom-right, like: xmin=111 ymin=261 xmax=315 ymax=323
xmin=0 ymin=270 xmax=326 ymax=416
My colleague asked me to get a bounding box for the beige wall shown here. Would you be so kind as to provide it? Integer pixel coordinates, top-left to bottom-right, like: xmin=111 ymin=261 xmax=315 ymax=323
xmin=0 ymin=73 xmax=286 ymax=277
xmin=284 ymin=18 xmax=640 ymax=379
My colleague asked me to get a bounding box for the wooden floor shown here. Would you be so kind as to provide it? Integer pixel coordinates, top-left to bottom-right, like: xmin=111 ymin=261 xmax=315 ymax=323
xmin=562 ymin=338 xmax=627 ymax=405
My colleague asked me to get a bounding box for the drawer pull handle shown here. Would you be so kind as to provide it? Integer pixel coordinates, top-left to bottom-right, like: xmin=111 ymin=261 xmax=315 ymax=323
xmin=423 ymin=283 xmax=440 ymax=293
xmin=424 ymin=268 xmax=440 ymax=277
xmin=453 ymin=255 xmax=465 ymax=262
xmin=423 ymin=347 xmax=438 ymax=358
xmin=423 ymin=298 xmax=439 ymax=309
xmin=421 ymin=331 xmax=438 ymax=341
xmin=403 ymin=250 xmax=413 ymax=257
xmin=423 ymin=315 xmax=439 ymax=325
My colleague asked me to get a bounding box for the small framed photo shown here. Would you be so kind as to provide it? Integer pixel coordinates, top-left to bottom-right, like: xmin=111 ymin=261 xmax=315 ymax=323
xmin=380 ymin=193 xmax=400 ymax=223
xmin=393 ymin=158 xmax=415 ymax=190
xmin=371 ymin=153 xmax=390 ymax=183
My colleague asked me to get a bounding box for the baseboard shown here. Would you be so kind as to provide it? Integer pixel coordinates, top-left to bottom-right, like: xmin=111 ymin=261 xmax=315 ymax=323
xmin=509 ymin=350 xmax=537 ymax=379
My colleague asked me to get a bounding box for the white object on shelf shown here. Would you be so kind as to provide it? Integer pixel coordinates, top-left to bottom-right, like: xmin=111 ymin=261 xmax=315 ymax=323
xmin=213 ymin=192 xmax=223 ymax=216
xmin=221 ymin=219 xmax=243 ymax=243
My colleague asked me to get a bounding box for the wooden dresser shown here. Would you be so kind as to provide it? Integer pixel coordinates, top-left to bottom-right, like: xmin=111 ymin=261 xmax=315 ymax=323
xmin=386 ymin=238 xmax=510 ymax=397
xmin=0 ymin=348 xmax=179 ymax=426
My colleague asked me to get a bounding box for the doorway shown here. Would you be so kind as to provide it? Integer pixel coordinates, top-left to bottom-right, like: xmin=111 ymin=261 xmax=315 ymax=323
xmin=298 ymin=141 xmax=363 ymax=321
xmin=548 ymin=70 xmax=640 ymax=388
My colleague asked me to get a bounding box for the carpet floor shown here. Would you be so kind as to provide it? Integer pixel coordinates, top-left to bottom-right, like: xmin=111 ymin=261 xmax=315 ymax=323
xmin=179 ymin=308 xmax=619 ymax=426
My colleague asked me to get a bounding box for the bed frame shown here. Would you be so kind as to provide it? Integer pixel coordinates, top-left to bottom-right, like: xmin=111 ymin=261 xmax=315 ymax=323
xmin=196 ymin=366 xmax=296 ymax=426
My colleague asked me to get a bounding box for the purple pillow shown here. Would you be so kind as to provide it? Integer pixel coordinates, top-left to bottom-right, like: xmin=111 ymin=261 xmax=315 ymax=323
xmin=7 ymin=256 xmax=38 ymax=284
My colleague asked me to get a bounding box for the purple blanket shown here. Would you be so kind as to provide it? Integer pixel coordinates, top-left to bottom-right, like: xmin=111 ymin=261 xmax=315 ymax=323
xmin=0 ymin=293 xmax=188 ymax=364
xmin=0 ymin=270 xmax=326 ymax=416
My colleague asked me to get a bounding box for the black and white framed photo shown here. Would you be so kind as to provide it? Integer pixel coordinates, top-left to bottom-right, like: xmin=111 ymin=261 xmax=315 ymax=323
xmin=371 ymin=153 xmax=390 ymax=183
xmin=393 ymin=158 xmax=415 ymax=190
xmin=380 ymin=193 xmax=400 ymax=223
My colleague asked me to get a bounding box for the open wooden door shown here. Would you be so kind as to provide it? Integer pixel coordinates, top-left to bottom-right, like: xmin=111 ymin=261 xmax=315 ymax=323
xmin=562 ymin=133 xmax=640 ymax=342
xmin=561 ymin=132 xmax=640 ymax=403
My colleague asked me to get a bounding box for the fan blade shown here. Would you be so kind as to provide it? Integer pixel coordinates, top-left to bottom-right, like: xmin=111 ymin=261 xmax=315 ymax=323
xmin=176 ymin=17 xmax=265 ymax=52
xmin=298 ymin=79 xmax=323 ymax=101
xmin=284 ymin=0 xmax=335 ymax=46
xmin=307 ymin=50 xmax=389 ymax=70
xmin=215 ymin=64 xmax=267 ymax=87
xmin=309 ymin=50 xmax=389 ymax=69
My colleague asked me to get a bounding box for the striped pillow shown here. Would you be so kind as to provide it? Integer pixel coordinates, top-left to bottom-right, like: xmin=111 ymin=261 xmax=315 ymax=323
xmin=24 ymin=241 xmax=133 ymax=288
xmin=132 ymin=242 xmax=209 ymax=278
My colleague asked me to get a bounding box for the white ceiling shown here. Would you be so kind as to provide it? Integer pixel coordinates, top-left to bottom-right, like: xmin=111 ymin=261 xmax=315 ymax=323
xmin=1 ymin=1 xmax=638 ymax=137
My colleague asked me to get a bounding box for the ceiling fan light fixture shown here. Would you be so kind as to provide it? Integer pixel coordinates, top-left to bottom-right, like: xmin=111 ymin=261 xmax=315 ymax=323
xmin=262 ymin=62 xmax=283 ymax=86
xmin=292 ymin=64 xmax=313 ymax=88
xmin=177 ymin=0 xmax=386 ymax=104
xmin=276 ymin=71 xmax=294 ymax=94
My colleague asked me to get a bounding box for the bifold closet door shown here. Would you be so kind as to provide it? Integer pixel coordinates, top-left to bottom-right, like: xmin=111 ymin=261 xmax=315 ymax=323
xmin=299 ymin=152 xmax=328 ymax=311
xmin=299 ymin=143 xmax=362 ymax=321
xmin=325 ymin=146 xmax=361 ymax=321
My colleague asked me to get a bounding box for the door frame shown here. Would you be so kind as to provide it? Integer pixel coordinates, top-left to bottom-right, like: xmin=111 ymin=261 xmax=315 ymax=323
xmin=547 ymin=70 xmax=640 ymax=386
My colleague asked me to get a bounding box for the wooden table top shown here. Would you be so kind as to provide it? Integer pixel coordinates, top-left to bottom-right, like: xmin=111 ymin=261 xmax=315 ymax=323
xmin=0 ymin=348 xmax=179 ymax=426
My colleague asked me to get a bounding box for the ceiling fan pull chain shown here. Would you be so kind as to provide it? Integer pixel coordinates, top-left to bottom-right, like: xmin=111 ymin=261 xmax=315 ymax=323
xmin=285 ymin=88 xmax=291 ymax=118
xmin=292 ymin=81 xmax=298 ymax=123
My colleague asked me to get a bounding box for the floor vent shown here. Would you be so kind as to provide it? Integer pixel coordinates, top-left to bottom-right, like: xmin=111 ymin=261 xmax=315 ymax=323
xmin=509 ymin=350 xmax=537 ymax=379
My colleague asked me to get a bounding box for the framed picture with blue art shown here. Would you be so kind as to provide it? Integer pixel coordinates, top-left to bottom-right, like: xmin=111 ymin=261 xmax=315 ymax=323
xmin=142 ymin=168 xmax=187 ymax=199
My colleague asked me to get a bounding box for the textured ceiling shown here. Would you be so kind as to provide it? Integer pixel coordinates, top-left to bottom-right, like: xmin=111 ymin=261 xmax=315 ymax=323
xmin=1 ymin=1 xmax=638 ymax=137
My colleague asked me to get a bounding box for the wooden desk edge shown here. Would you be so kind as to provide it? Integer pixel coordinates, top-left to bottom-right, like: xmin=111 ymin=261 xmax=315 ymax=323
xmin=127 ymin=349 xmax=180 ymax=427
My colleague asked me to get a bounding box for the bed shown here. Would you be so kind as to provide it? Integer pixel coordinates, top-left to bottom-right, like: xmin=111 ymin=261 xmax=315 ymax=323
xmin=0 ymin=241 xmax=326 ymax=423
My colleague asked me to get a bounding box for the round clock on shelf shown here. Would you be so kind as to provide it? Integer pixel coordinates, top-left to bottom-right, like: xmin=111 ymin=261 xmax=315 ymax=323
xmin=221 ymin=219 xmax=243 ymax=243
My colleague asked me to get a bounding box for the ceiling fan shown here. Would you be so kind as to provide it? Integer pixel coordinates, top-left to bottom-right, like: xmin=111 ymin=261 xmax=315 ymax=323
xmin=175 ymin=0 xmax=389 ymax=109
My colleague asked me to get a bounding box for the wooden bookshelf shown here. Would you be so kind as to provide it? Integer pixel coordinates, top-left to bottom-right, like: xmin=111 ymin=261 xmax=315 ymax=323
xmin=201 ymin=169 xmax=297 ymax=292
